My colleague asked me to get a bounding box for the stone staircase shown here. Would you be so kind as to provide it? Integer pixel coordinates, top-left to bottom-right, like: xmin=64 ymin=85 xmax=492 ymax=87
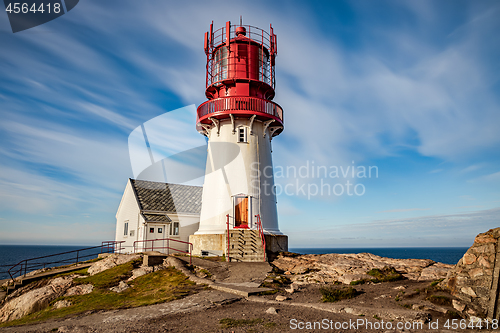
xmin=226 ymin=229 xmax=266 ymax=262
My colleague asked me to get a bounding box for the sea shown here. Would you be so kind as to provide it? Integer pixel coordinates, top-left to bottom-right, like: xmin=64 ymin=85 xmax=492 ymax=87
xmin=0 ymin=245 xmax=101 ymax=280
xmin=0 ymin=245 xmax=468 ymax=280
xmin=289 ymin=247 xmax=468 ymax=266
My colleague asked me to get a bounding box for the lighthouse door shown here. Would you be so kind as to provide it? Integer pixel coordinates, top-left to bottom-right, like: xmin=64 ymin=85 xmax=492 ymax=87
xmin=234 ymin=196 xmax=249 ymax=228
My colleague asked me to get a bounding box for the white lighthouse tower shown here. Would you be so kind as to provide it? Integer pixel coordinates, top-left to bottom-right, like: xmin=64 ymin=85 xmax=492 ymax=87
xmin=190 ymin=21 xmax=288 ymax=261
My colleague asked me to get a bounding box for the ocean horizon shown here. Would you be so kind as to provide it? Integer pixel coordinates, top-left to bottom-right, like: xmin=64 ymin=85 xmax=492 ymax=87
xmin=0 ymin=245 xmax=468 ymax=280
xmin=289 ymin=247 xmax=468 ymax=265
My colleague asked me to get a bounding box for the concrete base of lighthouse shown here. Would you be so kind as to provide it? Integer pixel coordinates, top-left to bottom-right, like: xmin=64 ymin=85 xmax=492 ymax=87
xmin=190 ymin=233 xmax=288 ymax=260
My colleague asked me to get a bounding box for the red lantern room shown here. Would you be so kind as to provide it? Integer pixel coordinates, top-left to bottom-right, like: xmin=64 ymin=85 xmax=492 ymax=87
xmin=197 ymin=20 xmax=284 ymax=137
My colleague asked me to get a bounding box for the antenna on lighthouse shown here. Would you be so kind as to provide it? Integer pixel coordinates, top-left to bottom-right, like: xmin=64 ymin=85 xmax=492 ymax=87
xmin=240 ymin=15 xmax=242 ymax=26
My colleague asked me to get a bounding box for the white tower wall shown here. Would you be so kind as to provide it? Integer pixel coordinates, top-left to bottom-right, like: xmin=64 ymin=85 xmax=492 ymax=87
xmin=195 ymin=117 xmax=282 ymax=235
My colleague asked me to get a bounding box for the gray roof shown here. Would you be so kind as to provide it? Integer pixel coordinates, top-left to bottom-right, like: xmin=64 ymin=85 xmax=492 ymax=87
xmin=143 ymin=214 xmax=172 ymax=223
xmin=130 ymin=179 xmax=202 ymax=214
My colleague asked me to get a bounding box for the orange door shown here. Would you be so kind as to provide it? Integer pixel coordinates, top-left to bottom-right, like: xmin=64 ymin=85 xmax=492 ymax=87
xmin=235 ymin=197 xmax=249 ymax=228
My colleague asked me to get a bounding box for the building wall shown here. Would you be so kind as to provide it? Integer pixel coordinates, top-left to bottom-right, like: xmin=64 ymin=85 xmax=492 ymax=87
xmin=115 ymin=180 xmax=201 ymax=255
xmin=196 ymin=118 xmax=282 ymax=235
xmin=115 ymin=179 xmax=141 ymax=253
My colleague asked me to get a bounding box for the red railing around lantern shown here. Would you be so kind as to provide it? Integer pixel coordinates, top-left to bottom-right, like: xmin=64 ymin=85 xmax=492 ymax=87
xmin=197 ymin=96 xmax=283 ymax=126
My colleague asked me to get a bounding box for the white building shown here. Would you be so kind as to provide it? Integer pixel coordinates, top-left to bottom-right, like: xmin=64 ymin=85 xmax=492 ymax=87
xmin=115 ymin=179 xmax=202 ymax=254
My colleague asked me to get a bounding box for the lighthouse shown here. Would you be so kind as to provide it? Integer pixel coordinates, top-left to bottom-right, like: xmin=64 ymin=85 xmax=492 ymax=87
xmin=189 ymin=20 xmax=288 ymax=261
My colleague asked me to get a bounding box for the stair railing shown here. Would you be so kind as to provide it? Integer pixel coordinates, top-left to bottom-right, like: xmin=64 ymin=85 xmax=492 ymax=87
xmin=226 ymin=214 xmax=230 ymax=262
xmin=254 ymin=214 xmax=267 ymax=261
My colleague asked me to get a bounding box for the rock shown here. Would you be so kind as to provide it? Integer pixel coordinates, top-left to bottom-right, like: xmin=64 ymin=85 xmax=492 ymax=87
xmin=452 ymin=300 xmax=465 ymax=312
xmin=87 ymin=254 xmax=140 ymax=276
xmin=275 ymin=295 xmax=287 ymax=301
xmin=271 ymin=252 xmax=452 ymax=286
xmin=284 ymin=287 xmax=294 ymax=294
xmin=463 ymin=253 xmax=477 ymax=265
xmin=0 ymin=276 xmax=72 ymax=322
xmin=419 ymin=263 xmax=452 ymax=281
xmin=109 ymin=281 xmax=129 ymax=293
xmin=461 ymin=287 xmax=477 ymax=298
xmin=343 ymin=307 xmax=361 ymax=315
xmin=64 ymin=284 xmax=94 ymax=296
xmin=441 ymin=227 xmax=500 ymax=319
xmin=127 ymin=266 xmax=154 ymax=281
xmin=266 ymin=307 xmax=277 ymax=314
xmin=393 ymin=285 xmax=406 ymax=290
xmin=53 ymin=300 xmax=71 ymax=309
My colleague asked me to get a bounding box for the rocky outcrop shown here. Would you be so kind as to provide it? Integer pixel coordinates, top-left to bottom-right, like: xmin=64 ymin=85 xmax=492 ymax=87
xmin=441 ymin=228 xmax=500 ymax=319
xmin=272 ymin=252 xmax=452 ymax=285
xmin=0 ymin=276 xmax=72 ymax=322
xmin=87 ymin=254 xmax=140 ymax=276
xmin=64 ymin=284 xmax=94 ymax=296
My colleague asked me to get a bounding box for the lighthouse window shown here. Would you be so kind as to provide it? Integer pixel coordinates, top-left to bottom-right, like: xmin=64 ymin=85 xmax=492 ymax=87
xmin=123 ymin=222 xmax=129 ymax=236
xmin=238 ymin=127 xmax=248 ymax=143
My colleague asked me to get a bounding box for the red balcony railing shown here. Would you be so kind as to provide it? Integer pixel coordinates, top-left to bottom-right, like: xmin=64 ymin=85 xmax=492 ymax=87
xmin=197 ymin=96 xmax=283 ymax=126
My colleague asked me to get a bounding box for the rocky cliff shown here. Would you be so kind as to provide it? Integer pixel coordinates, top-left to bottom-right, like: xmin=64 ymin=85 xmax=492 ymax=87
xmin=441 ymin=227 xmax=500 ymax=319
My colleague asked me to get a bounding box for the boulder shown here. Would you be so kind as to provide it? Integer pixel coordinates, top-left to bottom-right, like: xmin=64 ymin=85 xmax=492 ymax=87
xmin=266 ymin=307 xmax=278 ymax=314
xmin=109 ymin=281 xmax=129 ymax=293
xmin=127 ymin=266 xmax=154 ymax=281
xmin=441 ymin=227 xmax=500 ymax=319
xmin=0 ymin=276 xmax=72 ymax=322
xmin=87 ymin=254 xmax=140 ymax=276
xmin=64 ymin=284 xmax=94 ymax=296
xmin=53 ymin=300 xmax=72 ymax=309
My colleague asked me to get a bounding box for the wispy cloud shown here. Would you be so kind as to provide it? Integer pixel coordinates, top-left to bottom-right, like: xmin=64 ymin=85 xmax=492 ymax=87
xmin=377 ymin=208 xmax=431 ymax=213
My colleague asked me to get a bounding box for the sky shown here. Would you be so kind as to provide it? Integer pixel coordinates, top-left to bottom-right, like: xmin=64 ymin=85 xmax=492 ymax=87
xmin=0 ymin=0 xmax=499 ymax=247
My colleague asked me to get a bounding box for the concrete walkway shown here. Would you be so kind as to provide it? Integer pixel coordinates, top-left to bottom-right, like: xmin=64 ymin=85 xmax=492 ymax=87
xmin=172 ymin=256 xmax=273 ymax=297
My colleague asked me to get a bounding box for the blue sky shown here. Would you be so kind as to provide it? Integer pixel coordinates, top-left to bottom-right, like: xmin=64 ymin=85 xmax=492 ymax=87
xmin=0 ymin=0 xmax=499 ymax=247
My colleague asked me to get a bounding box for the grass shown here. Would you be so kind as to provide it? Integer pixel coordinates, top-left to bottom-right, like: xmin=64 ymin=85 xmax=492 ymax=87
xmin=198 ymin=269 xmax=212 ymax=278
xmin=0 ymin=263 xmax=197 ymax=328
xmin=373 ymin=315 xmax=381 ymax=320
xmin=350 ymin=267 xmax=403 ymax=285
xmin=350 ymin=279 xmax=366 ymax=285
xmin=366 ymin=267 xmax=403 ymax=282
xmin=320 ymin=286 xmax=359 ymax=302
xmin=261 ymin=274 xmax=291 ymax=292
xmin=427 ymin=295 xmax=452 ymax=306
xmin=430 ymin=279 xmax=444 ymax=287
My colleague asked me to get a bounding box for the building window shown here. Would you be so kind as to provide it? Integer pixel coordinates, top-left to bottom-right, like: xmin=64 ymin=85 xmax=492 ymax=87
xmin=170 ymin=222 xmax=179 ymax=236
xmin=237 ymin=127 xmax=248 ymax=143
xmin=123 ymin=222 xmax=128 ymax=236
xmin=129 ymin=230 xmax=135 ymax=237
xmin=158 ymin=227 xmax=163 ymax=234
xmin=150 ymin=227 xmax=154 ymax=233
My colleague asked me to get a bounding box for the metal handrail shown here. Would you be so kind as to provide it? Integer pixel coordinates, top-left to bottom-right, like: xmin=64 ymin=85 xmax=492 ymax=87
xmin=226 ymin=214 xmax=230 ymax=262
xmin=6 ymin=241 xmax=125 ymax=291
xmin=197 ymin=96 xmax=283 ymax=124
xmin=255 ymin=214 xmax=267 ymax=261
xmin=132 ymin=238 xmax=193 ymax=265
